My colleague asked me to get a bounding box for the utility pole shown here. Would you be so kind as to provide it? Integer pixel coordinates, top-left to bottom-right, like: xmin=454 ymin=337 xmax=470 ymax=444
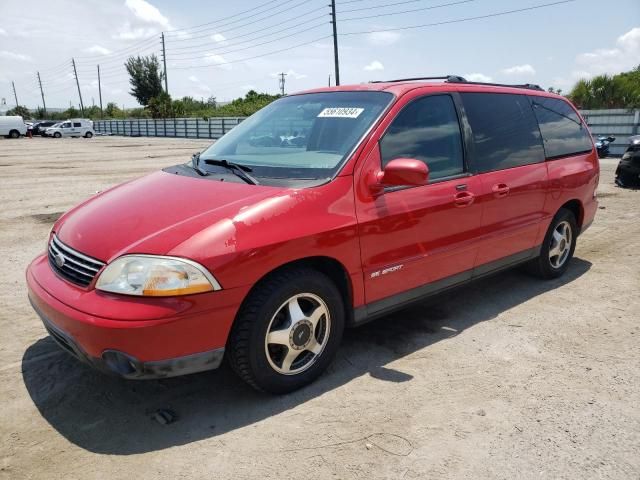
xmin=161 ymin=32 xmax=168 ymax=94
xmin=330 ymin=0 xmax=340 ymax=86
xmin=11 ymin=81 xmax=18 ymax=107
xmin=278 ymin=72 xmax=287 ymax=95
xmin=71 ymin=58 xmax=85 ymax=116
xmin=97 ymin=65 xmax=103 ymax=117
xmin=36 ymin=72 xmax=46 ymax=115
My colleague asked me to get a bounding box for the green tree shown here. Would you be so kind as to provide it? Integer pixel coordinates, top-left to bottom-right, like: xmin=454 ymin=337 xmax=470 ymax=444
xmin=147 ymin=92 xmax=173 ymax=118
xmin=6 ymin=105 xmax=31 ymax=119
xmin=104 ymin=102 xmax=122 ymax=118
xmin=568 ymin=66 xmax=640 ymax=109
xmin=125 ymin=54 xmax=164 ymax=106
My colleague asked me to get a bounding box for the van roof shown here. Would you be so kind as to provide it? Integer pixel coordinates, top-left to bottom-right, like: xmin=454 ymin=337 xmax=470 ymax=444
xmin=298 ymin=76 xmax=563 ymax=100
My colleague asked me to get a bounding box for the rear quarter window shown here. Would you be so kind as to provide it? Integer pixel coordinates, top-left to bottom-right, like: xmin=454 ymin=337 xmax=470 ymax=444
xmin=529 ymin=96 xmax=593 ymax=159
xmin=73 ymin=122 xmax=81 ymax=127
xmin=460 ymin=92 xmax=545 ymax=173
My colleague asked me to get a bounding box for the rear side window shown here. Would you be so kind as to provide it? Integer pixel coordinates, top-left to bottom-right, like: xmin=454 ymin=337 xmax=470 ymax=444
xmin=380 ymin=95 xmax=464 ymax=181
xmin=73 ymin=122 xmax=81 ymax=127
xmin=460 ymin=93 xmax=544 ymax=173
xmin=529 ymin=96 xmax=593 ymax=159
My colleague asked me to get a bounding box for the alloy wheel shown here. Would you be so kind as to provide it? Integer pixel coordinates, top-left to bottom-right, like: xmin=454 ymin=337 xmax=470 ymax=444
xmin=264 ymin=293 xmax=331 ymax=375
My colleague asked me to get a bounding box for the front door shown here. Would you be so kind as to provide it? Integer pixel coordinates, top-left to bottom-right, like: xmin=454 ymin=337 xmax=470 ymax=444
xmin=355 ymin=93 xmax=483 ymax=312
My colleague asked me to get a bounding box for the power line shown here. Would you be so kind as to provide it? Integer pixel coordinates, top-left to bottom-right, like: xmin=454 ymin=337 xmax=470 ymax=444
xmin=166 ymin=22 xmax=328 ymax=62
xmin=166 ymin=0 xmax=312 ymax=39
xmin=341 ymin=0 xmax=476 ymax=21
xmin=169 ymin=35 xmax=332 ymax=70
xmin=339 ymin=0 xmax=427 ymax=14
xmin=167 ymin=12 xmax=327 ymax=52
xmin=167 ymin=0 xmax=323 ymax=42
xmin=342 ymin=0 xmax=576 ymax=35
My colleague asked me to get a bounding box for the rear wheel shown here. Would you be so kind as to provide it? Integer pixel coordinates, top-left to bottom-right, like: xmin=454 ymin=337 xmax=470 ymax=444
xmin=85 ymin=131 xmax=93 ymax=138
xmin=227 ymin=268 xmax=344 ymax=393
xmin=526 ymin=208 xmax=577 ymax=279
xmin=9 ymin=130 xmax=19 ymax=139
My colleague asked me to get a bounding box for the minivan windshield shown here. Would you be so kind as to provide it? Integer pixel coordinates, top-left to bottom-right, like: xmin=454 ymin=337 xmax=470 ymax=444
xmin=198 ymin=91 xmax=393 ymax=184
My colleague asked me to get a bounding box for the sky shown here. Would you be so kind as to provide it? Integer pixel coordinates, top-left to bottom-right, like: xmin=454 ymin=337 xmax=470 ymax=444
xmin=0 ymin=0 xmax=638 ymax=110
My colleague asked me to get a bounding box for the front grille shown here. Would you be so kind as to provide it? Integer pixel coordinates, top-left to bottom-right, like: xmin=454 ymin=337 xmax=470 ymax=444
xmin=48 ymin=234 xmax=105 ymax=287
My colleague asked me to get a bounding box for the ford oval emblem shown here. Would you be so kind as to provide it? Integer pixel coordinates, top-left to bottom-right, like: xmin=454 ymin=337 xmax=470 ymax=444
xmin=54 ymin=253 xmax=65 ymax=268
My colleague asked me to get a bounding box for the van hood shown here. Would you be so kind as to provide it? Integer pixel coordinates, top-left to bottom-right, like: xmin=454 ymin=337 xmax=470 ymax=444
xmin=55 ymin=170 xmax=286 ymax=262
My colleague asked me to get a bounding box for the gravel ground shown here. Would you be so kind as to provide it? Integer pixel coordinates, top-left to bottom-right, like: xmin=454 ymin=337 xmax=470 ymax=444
xmin=0 ymin=136 xmax=638 ymax=480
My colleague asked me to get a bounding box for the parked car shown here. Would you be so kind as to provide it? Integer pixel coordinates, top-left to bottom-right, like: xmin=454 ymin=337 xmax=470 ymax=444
xmin=27 ymin=76 xmax=599 ymax=393
xmin=595 ymin=135 xmax=616 ymax=158
xmin=33 ymin=121 xmax=58 ymax=136
xmin=45 ymin=119 xmax=94 ymax=138
xmin=0 ymin=115 xmax=27 ymax=138
xmin=615 ymin=135 xmax=640 ymax=188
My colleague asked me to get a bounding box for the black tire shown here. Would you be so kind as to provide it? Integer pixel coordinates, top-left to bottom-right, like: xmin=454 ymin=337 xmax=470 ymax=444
xmin=227 ymin=268 xmax=345 ymax=394
xmin=525 ymin=208 xmax=578 ymax=279
xmin=85 ymin=131 xmax=93 ymax=138
xmin=9 ymin=130 xmax=20 ymax=139
xmin=54 ymin=132 xmax=61 ymax=138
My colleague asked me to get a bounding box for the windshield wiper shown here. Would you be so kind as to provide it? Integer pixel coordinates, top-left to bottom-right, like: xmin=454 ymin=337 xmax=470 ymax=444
xmin=191 ymin=152 xmax=209 ymax=176
xmin=203 ymin=159 xmax=259 ymax=185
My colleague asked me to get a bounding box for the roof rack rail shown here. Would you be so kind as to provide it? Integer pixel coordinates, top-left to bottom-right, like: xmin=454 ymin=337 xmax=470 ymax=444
xmin=370 ymin=75 xmax=467 ymax=84
xmin=369 ymin=76 xmax=545 ymax=91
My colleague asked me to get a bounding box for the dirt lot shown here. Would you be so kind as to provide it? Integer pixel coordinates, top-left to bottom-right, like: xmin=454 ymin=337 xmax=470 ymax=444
xmin=0 ymin=136 xmax=638 ymax=480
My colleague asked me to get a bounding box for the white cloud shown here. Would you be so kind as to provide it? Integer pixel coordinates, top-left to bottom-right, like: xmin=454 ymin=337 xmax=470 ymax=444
xmin=125 ymin=0 xmax=170 ymax=28
xmin=367 ymin=31 xmax=401 ymax=46
xmin=465 ymin=73 xmax=493 ymax=82
xmin=188 ymin=75 xmax=199 ymax=83
xmin=113 ymin=23 xmax=157 ymax=40
xmin=553 ymin=27 xmax=640 ymax=90
xmin=364 ymin=60 xmax=384 ymax=72
xmin=204 ymin=53 xmax=232 ymax=70
xmin=502 ymin=64 xmax=536 ymax=76
xmin=0 ymin=50 xmax=32 ymax=62
xmin=575 ymin=27 xmax=640 ymax=75
xmin=211 ymin=33 xmax=226 ymax=43
xmin=0 ymin=28 xmax=7 ymax=36
xmin=84 ymin=45 xmax=111 ymax=55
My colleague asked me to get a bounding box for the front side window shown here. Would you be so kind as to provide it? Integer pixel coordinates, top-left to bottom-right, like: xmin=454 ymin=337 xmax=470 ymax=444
xmin=529 ymin=96 xmax=593 ymax=159
xmin=62 ymin=123 xmax=71 ymax=128
xmin=380 ymin=95 xmax=464 ymax=180
xmin=200 ymin=91 xmax=393 ymax=184
xmin=461 ymin=93 xmax=545 ymax=173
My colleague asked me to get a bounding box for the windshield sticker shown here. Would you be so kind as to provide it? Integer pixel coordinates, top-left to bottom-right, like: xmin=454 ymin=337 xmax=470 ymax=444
xmin=317 ymin=107 xmax=364 ymax=119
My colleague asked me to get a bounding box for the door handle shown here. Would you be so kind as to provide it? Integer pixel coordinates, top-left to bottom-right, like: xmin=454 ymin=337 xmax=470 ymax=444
xmin=492 ymin=183 xmax=510 ymax=197
xmin=454 ymin=191 xmax=475 ymax=207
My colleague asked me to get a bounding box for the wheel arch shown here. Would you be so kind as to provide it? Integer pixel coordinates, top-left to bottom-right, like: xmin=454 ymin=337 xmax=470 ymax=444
xmin=236 ymin=256 xmax=355 ymax=325
xmin=559 ymin=199 xmax=584 ymax=229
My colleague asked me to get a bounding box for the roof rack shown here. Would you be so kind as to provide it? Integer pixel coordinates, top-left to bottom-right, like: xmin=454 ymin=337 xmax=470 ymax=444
xmin=370 ymin=75 xmax=544 ymax=91
xmin=370 ymin=75 xmax=467 ymax=83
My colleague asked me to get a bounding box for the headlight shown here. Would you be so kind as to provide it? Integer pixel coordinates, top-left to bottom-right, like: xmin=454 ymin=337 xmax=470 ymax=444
xmin=96 ymin=255 xmax=221 ymax=296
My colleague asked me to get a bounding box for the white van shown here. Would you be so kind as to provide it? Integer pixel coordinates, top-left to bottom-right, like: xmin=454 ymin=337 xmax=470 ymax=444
xmin=0 ymin=116 xmax=27 ymax=138
xmin=45 ymin=119 xmax=94 ymax=138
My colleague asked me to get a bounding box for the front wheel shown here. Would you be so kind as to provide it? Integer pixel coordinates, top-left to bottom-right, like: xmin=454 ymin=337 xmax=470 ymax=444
xmin=227 ymin=268 xmax=345 ymax=394
xmin=53 ymin=132 xmax=61 ymax=138
xmin=526 ymin=208 xmax=577 ymax=279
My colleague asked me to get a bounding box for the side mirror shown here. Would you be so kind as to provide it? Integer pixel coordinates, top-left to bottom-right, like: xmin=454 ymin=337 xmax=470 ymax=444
xmin=373 ymin=158 xmax=429 ymax=192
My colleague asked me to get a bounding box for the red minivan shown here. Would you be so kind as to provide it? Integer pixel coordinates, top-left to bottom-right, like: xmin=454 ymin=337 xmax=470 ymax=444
xmin=26 ymin=76 xmax=599 ymax=393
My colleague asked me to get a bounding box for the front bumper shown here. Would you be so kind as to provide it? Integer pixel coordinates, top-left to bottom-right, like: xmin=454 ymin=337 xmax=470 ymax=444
xmin=26 ymin=254 xmax=246 ymax=379
xmin=30 ymin=297 xmax=224 ymax=379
